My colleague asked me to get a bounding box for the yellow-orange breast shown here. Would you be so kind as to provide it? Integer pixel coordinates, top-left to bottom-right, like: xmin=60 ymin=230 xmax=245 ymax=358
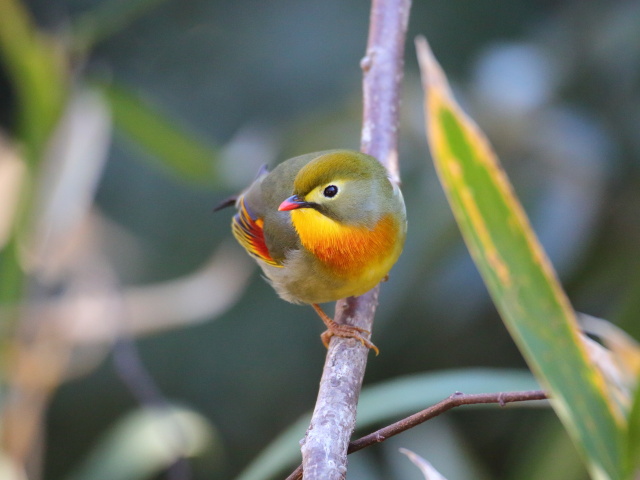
xmin=290 ymin=208 xmax=402 ymax=283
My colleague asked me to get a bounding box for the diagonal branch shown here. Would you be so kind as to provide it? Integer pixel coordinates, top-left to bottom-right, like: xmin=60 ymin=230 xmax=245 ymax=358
xmin=348 ymin=389 xmax=548 ymax=453
xmin=298 ymin=1 xmax=412 ymax=479
xmin=287 ymin=389 xmax=548 ymax=480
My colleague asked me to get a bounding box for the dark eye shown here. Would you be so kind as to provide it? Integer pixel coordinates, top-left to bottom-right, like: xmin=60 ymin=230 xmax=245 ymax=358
xmin=323 ymin=185 xmax=339 ymax=198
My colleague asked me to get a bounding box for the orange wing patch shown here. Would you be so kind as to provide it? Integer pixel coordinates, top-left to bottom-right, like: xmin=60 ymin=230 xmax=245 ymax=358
xmin=232 ymin=197 xmax=281 ymax=267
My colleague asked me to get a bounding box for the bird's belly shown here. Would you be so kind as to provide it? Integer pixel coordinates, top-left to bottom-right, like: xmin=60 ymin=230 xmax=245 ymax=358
xmin=259 ymin=244 xmax=400 ymax=305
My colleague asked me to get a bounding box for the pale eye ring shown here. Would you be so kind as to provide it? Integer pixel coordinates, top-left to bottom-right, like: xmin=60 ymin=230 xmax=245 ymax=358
xmin=323 ymin=185 xmax=339 ymax=198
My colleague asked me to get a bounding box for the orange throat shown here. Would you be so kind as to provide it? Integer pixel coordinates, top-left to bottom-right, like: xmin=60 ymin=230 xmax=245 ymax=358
xmin=290 ymin=209 xmax=399 ymax=278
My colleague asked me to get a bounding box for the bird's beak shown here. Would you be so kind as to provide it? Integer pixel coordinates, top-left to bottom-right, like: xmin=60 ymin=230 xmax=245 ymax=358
xmin=278 ymin=195 xmax=312 ymax=211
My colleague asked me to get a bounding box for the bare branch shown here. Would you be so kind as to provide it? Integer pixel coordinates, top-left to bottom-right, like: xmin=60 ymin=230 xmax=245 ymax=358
xmin=348 ymin=389 xmax=548 ymax=454
xmin=287 ymin=389 xmax=547 ymax=480
xmin=360 ymin=0 xmax=411 ymax=180
xmin=299 ymin=0 xmax=412 ymax=478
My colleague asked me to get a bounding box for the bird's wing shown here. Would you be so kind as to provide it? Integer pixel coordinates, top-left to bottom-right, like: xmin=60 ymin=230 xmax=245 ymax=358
xmin=232 ymin=196 xmax=282 ymax=267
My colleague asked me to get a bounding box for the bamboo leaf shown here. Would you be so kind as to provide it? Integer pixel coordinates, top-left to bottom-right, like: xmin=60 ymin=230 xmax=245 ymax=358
xmin=72 ymin=0 xmax=169 ymax=54
xmin=67 ymin=405 xmax=219 ymax=480
xmin=625 ymin=381 xmax=640 ymax=479
xmin=416 ymin=36 xmax=623 ymax=480
xmin=98 ymin=82 xmax=220 ymax=185
xmin=399 ymin=448 xmax=448 ymax=480
xmin=0 ymin=0 xmax=68 ymax=303
xmin=0 ymin=0 xmax=67 ymax=164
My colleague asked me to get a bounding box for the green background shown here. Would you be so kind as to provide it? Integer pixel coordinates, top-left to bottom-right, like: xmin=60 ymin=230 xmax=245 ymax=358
xmin=1 ymin=0 xmax=639 ymax=479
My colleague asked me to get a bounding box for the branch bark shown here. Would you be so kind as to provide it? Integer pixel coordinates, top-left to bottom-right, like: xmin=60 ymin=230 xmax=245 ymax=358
xmin=298 ymin=1 xmax=412 ymax=479
xmin=287 ymin=389 xmax=548 ymax=480
xmin=348 ymin=389 xmax=547 ymax=454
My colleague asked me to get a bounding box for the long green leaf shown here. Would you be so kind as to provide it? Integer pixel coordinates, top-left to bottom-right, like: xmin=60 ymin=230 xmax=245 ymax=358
xmin=0 ymin=0 xmax=67 ymax=303
xmin=236 ymin=368 xmax=540 ymax=480
xmin=0 ymin=0 xmax=66 ymax=164
xmin=99 ymin=83 xmax=220 ymax=184
xmin=67 ymin=406 xmax=219 ymax=480
xmin=624 ymin=380 xmax=640 ymax=479
xmin=72 ymin=0 xmax=169 ymax=54
xmin=416 ymin=36 xmax=623 ymax=480
xmin=400 ymin=448 xmax=449 ymax=480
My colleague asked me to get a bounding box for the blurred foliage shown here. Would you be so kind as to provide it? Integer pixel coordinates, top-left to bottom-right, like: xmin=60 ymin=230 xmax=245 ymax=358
xmin=98 ymin=82 xmax=221 ymax=185
xmin=627 ymin=381 xmax=640 ymax=478
xmin=0 ymin=0 xmax=638 ymax=480
xmin=237 ymin=369 xmax=540 ymax=480
xmin=400 ymin=447 xmax=449 ymax=480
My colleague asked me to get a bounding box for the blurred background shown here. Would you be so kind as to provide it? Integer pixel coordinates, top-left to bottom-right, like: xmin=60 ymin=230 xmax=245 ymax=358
xmin=0 ymin=0 xmax=639 ymax=479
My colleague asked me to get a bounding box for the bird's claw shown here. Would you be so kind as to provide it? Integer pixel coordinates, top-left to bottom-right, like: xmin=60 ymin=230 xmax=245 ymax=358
xmin=312 ymin=303 xmax=379 ymax=355
xmin=320 ymin=326 xmax=379 ymax=356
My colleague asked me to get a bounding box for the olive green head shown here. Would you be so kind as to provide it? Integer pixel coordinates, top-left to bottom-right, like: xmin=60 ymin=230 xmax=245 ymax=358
xmin=278 ymin=150 xmax=401 ymax=227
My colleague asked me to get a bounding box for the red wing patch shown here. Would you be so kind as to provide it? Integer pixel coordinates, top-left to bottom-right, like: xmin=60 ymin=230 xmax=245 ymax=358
xmin=232 ymin=197 xmax=281 ymax=267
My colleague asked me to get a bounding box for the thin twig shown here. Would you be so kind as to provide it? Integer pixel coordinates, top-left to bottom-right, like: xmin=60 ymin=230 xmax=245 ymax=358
xmin=298 ymin=0 xmax=411 ymax=479
xmin=348 ymin=389 xmax=548 ymax=453
xmin=286 ymin=389 xmax=547 ymax=480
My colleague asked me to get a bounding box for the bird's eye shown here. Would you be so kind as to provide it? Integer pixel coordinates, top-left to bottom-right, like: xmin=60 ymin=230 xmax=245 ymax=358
xmin=323 ymin=185 xmax=339 ymax=198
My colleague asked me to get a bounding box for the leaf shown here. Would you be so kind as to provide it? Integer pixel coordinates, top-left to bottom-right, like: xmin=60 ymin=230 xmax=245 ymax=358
xmin=625 ymin=381 xmax=640 ymax=479
xmin=67 ymin=405 xmax=219 ymax=480
xmin=72 ymin=0 xmax=169 ymax=54
xmin=98 ymin=82 xmax=220 ymax=185
xmin=0 ymin=0 xmax=67 ymax=163
xmin=505 ymin=416 xmax=587 ymax=480
xmin=0 ymin=0 xmax=68 ymax=303
xmin=235 ymin=368 xmax=540 ymax=480
xmin=27 ymin=89 xmax=112 ymax=274
xmin=416 ymin=36 xmax=624 ymax=480
xmin=581 ymin=314 xmax=640 ymax=398
xmin=355 ymin=368 xmax=541 ymax=426
xmin=399 ymin=448 xmax=448 ymax=480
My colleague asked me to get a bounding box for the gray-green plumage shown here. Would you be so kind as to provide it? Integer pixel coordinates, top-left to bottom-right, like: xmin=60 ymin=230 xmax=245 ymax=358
xmin=242 ymin=151 xmax=326 ymax=262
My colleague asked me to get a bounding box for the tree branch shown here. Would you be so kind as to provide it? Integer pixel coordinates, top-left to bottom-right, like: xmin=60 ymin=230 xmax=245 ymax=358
xmin=348 ymin=389 xmax=548 ymax=454
xmin=298 ymin=1 xmax=411 ymax=479
xmin=287 ymin=389 xmax=548 ymax=480
xmin=360 ymin=0 xmax=411 ymax=182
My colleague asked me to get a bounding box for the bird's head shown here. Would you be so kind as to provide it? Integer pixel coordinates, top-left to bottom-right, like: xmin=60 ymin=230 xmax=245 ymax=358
xmin=278 ymin=150 xmax=394 ymax=227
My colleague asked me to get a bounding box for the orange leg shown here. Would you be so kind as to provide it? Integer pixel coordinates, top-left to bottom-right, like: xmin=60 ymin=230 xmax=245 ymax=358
xmin=311 ymin=303 xmax=379 ymax=355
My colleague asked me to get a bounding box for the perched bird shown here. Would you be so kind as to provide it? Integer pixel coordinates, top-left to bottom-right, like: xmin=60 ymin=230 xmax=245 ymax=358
xmin=217 ymin=150 xmax=407 ymax=353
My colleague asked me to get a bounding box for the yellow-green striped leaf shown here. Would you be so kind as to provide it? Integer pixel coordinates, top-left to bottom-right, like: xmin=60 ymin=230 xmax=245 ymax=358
xmin=416 ymin=36 xmax=623 ymax=480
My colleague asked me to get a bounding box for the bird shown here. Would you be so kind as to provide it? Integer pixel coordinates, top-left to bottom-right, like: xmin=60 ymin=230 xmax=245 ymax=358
xmin=216 ymin=149 xmax=407 ymax=353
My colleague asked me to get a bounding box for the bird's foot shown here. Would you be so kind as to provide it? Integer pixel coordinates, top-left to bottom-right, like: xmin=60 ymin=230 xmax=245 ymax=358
xmin=312 ymin=304 xmax=379 ymax=355
xmin=320 ymin=324 xmax=379 ymax=355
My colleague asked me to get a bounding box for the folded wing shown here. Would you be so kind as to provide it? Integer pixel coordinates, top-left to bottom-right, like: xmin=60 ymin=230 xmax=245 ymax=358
xmin=232 ymin=197 xmax=281 ymax=267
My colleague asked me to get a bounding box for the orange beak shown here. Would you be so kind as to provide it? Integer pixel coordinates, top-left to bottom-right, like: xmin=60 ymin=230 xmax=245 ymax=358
xmin=278 ymin=195 xmax=312 ymax=211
